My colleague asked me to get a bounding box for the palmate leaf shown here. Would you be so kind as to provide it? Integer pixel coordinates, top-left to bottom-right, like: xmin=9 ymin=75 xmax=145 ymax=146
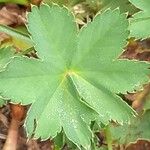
xmin=0 ymin=4 xmax=150 ymax=148
xmin=129 ymin=0 xmax=150 ymax=39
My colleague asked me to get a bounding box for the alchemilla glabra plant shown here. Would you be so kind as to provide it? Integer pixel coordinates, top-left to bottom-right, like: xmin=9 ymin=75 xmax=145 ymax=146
xmin=0 ymin=0 xmax=150 ymax=149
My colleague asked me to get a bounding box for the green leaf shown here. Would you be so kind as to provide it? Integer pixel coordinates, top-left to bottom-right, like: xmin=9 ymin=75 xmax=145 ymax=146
xmin=110 ymin=110 xmax=150 ymax=144
xmin=0 ymin=24 xmax=33 ymax=48
xmin=43 ymin=0 xmax=81 ymax=7
xmin=0 ymin=4 xmax=149 ymax=148
xmin=0 ymin=0 xmax=29 ymax=5
xmin=100 ymin=0 xmax=138 ymax=14
xmin=129 ymin=0 xmax=150 ymax=39
xmin=53 ymin=132 xmax=64 ymax=149
xmin=0 ymin=47 xmax=14 ymax=71
xmin=11 ymin=26 xmax=34 ymax=50
xmin=0 ymin=97 xmax=5 ymax=107
xmin=144 ymin=94 xmax=150 ymax=111
xmin=0 ymin=47 xmax=14 ymax=107
xmin=0 ymin=25 xmax=33 ymax=52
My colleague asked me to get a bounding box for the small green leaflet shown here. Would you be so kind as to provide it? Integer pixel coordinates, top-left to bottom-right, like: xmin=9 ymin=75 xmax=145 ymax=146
xmin=0 ymin=4 xmax=150 ymax=148
xmin=129 ymin=0 xmax=150 ymax=39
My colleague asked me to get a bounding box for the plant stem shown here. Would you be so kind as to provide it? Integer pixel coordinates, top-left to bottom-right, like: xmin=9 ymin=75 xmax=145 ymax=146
xmin=3 ymin=104 xmax=25 ymax=150
xmin=105 ymin=125 xmax=113 ymax=150
xmin=3 ymin=118 xmax=20 ymax=150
